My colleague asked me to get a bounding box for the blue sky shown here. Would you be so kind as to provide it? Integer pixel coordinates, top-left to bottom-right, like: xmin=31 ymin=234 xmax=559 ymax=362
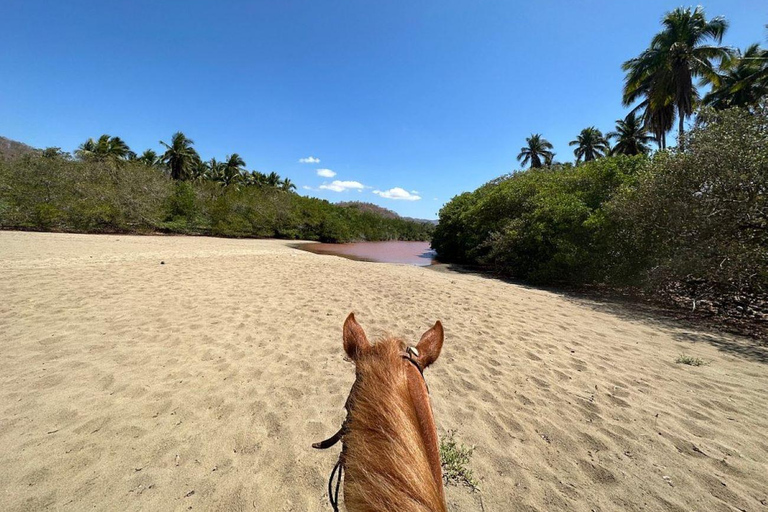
xmin=1 ymin=1 xmax=766 ymax=219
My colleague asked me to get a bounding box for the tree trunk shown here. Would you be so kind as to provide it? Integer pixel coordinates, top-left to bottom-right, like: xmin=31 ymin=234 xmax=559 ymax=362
xmin=678 ymin=110 xmax=685 ymax=150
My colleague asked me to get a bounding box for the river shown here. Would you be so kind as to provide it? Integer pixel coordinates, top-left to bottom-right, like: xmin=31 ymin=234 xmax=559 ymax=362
xmin=298 ymin=241 xmax=437 ymax=266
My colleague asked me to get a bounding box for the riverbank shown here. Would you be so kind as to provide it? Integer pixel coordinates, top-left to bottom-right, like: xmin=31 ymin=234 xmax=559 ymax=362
xmin=2 ymin=231 xmax=767 ymax=511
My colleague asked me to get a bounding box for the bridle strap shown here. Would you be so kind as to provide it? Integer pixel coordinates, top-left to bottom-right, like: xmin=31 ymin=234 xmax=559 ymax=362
xmin=312 ymin=427 xmax=344 ymax=450
xmin=402 ymin=350 xmax=428 ymax=393
xmin=328 ymin=456 xmax=343 ymax=511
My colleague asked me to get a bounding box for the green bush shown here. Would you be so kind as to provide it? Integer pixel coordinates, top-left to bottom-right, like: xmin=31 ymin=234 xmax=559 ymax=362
xmin=606 ymin=106 xmax=768 ymax=299
xmin=0 ymin=156 xmax=171 ymax=232
xmin=432 ymin=156 xmax=645 ymax=282
xmin=432 ymin=106 xmax=767 ymax=318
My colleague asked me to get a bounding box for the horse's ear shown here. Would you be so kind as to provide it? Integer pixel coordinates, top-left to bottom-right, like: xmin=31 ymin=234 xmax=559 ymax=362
xmin=415 ymin=321 xmax=444 ymax=369
xmin=343 ymin=313 xmax=370 ymax=361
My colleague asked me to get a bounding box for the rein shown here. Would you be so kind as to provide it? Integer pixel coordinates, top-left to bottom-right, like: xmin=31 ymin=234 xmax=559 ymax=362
xmin=313 ymin=347 xmax=426 ymax=511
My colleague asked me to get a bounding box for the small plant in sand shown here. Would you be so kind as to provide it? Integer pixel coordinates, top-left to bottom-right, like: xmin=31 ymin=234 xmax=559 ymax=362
xmin=676 ymin=354 xmax=708 ymax=366
xmin=440 ymin=430 xmax=479 ymax=492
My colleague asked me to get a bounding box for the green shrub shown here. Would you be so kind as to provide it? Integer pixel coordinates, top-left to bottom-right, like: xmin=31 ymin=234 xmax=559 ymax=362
xmin=439 ymin=431 xmax=479 ymax=491
xmin=432 ymin=106 xmax=767 ymax=320
xmin=607 ymin=107 xmax=768 ymax=299
xmin=432 ymin=156 xmax=646 ymax=282
xmin=676 ymin=355 xmax=708 ymax=366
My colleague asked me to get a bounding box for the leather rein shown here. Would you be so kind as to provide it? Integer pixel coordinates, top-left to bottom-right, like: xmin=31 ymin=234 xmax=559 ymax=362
xmin=312 ymin=347 xmax=427 ymax=511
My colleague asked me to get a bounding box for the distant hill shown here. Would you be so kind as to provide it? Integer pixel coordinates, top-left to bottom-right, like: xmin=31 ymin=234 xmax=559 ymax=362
xmin=0 ymin=136 xmax=39 ymax=160
xmin=338 ymin=201 xmax=400 ymax=219
xmin=338 ymin=201 xmax=436 ymax=224
xmin=403 ymin=216 xmax=438 ymax=225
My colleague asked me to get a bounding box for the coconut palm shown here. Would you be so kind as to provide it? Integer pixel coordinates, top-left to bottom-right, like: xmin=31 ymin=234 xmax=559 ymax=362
xmin=517 ymin=134 xmax=554 ymax=169
xmin=137 ymin=149 xmax=161 ymax=168
xmin=569 ymin=127 xmax=610 ymax=162
xmin=622 ymin=6 xmax=732 ymax=145
xmin=265 ymin=171 xmax=281 ymax=187
xmin=704 ymin=44 xmax=768 ymax=109
xmin=242 ymin=170 xmax=267 ymax=187
xmin=187 ymin=158 xmax=215 ymax=182
xmin=280 ymin=178 xmax=296 ymax=192
xmin=76 ymin=134 xmax=132 ymax=161
xmin=160 ymin=132 xmax=198 ymax=180
xmin=608 ymin=113 xmax=654 ymax=156
xmin=218 ymin=153 xmax=246 ymax=186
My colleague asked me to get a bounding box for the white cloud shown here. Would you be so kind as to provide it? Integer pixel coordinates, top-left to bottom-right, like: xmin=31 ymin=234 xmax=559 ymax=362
xmin=299 ymin=156 xmax=320 ymax=164
xmin=302 ymin=185 xmax=314 ymax=191
xmin=317 ymin=168 xmax=336 ymax=178
xmin=319 ymin=180 xmax=366 ymax=192
xmin=411 ymin=190 xmax=419 ymax=194
xmin=372 ymin=187 xmax=422 ymax=201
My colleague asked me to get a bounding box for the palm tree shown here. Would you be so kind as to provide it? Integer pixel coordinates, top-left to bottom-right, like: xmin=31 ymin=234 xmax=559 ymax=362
xmin=160 ymin=132 xmax=198 ymax=180
xmin=76 ymin=134 xmax=131 ymax=161
xmin=704 ymin=44 xmax=768 ymax=109
xmin=623 ymin=7 xmax=732 ymax=146
xmin=517 ymin=134 xmax=554 ymax=169
xmin=280 ymin=178 xmax=296 ymax=192
xmin=607 ymin=113 xmax=654 ymax=156
xmin=217 ymin=153 xmax=246 ymax=186
xmin=137 ymin=149 xmax=161 ymax=168
xmin=265 ymin=171 xmax=281 ymax=187
xmin=187 ymin=158 xmax=213 ymax=182
xmin=569 ymin=127 xmax=610 ymax=162
xmin=243 ymin=170 xmax=268 ymax=187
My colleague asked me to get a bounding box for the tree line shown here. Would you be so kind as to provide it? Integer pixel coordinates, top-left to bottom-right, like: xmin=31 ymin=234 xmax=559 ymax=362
xmin=434 ymin=7 xmax=767 ymax=334
xmin=75 ymin=132 xmax=296 ymax=191
xmin=518 ymin=7 xmax=767 ymax=167
xmin=0 ymin=132 xmax=434 ymax=242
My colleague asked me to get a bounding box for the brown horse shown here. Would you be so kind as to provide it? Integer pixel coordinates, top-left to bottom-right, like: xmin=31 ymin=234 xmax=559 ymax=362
xmin=313 ymin=313 xmax=447 ymax=512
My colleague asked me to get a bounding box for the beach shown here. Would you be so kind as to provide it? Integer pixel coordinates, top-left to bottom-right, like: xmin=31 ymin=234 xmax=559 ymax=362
xmin=1 ymin=230 xmax=767 ymax=511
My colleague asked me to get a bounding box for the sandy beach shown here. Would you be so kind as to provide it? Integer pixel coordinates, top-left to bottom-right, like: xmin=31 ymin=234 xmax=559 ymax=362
xmin=1 ymin=231 xmax=767 ymax=512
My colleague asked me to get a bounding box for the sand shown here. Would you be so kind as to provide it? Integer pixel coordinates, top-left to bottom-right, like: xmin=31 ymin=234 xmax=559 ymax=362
xmin=1 ymin=231 xmax=767 ymax=512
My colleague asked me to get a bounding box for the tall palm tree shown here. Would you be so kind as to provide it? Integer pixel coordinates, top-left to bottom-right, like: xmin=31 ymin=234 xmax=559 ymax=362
xmin=569 ymin=127 xmax=610 ymax=162
xmin=205 ymin=158 xmax=223 ymax=181
xmin=137 ymin=149 xmax=161 ymax=168
xmin=76 ymin=134 xmax=131 ymax=161
xmin=218 ymin=153 xmax=246 ymax=186
xmin=607 ymin=113 xmax=654 ymax=156
xmin=280 ymin=178 xmax=296 ymax=192
xmin=160 ymin=132 xmax=198 ymax=180
xmin=622 ymin=6 xmax=732 ymax=145
xmin=243 ymin=170 xmax=268 ymax=187
xmin=265 ymin=171 xmax=281 ymax=187
xmin=517 ymin=134 xmax=554 ymax=169
xmin=704 ymin=44 xmax=768 ymax=109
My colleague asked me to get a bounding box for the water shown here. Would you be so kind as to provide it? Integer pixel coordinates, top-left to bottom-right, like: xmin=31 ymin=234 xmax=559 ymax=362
xmin=298 ymin=241 xmax=437 ymax=266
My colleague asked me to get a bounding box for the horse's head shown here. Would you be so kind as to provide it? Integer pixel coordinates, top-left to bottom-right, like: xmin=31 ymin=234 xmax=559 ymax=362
xmin=342 ymin=312 xmax=444 ymax=377
xmin=315 ymin=313 xmax=447 ymax=511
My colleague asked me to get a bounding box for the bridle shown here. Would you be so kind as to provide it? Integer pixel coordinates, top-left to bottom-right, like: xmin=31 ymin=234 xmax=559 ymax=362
xmin=312 ymin=346 xmax=426 ymax=511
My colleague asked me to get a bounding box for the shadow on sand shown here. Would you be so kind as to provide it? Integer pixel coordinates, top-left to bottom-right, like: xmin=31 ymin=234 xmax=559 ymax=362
xmin=431 ymin=263 xmax=768 ymax=364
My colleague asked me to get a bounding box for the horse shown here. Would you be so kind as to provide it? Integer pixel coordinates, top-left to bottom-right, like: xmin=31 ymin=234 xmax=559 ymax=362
xmin=313 ymin=313 xmax=447 ymax=512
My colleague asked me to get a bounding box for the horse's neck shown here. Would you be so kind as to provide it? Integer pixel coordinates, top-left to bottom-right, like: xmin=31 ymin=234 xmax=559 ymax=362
xmin=405 ymin=365 xmax=444 ymax=501
xmin=343 ymin=363 xmax=446 ymax=511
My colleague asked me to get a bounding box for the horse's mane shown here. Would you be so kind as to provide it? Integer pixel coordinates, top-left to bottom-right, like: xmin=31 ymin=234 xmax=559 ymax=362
xmin=343 ymin=337 xmax=446 ymax=512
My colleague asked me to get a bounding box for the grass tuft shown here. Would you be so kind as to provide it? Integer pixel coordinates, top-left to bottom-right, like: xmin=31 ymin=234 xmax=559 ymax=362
xmin=440 ymin=430 xmax=479 ymax=492
xmin=676 ymin=354 xmax=708 ymax=366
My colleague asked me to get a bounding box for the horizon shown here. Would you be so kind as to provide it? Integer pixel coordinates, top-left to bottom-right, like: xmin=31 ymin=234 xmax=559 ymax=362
xmin=1 ymin=1 xmax=766 ymax=219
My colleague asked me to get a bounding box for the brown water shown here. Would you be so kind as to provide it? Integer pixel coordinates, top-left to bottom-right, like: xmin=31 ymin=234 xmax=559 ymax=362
xmin=298 ymin=241 xmax=437 ymax=266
